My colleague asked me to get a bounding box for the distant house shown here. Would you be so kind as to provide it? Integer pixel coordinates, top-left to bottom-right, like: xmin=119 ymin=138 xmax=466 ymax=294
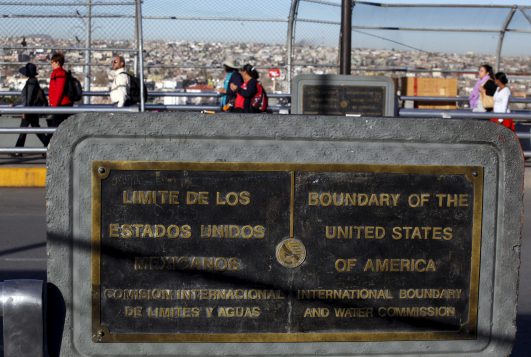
xmin=185 ymin=84 xmax=217 ymax=106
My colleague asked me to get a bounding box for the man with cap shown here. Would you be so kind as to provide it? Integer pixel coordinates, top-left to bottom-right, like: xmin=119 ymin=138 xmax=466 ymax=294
xmin=13 ymin=63 xmax=49 ymax=156
xmin=218 ymin=57 xmax=242 ymax=111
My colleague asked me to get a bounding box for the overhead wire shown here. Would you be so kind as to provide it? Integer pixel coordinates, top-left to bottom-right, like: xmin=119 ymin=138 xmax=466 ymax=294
xmin=352 ymin=28 xmax=431 ymax=53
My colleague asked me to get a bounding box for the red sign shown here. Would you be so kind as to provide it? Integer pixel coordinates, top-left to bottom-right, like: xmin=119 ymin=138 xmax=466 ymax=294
xmin=268 ymin=68 xmax=281 ymax=78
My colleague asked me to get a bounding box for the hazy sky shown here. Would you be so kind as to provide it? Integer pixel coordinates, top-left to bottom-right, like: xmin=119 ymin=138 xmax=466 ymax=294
xmin=146 ymin=0 xmax=531 ymax=56
xmin=1 ymin=0 xmax=530 ymax=56
xmin=295 ymin=0 xmax=531 ymax=56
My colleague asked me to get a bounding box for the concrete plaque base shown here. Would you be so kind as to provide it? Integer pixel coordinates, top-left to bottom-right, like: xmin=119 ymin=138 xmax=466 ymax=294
xmin=47 ymin=113 xmax=523 ymax=356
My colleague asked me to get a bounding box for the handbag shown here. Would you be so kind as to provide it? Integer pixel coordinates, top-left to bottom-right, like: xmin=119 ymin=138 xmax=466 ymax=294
xmin=481 ymin=91 xmax=494 ymax=109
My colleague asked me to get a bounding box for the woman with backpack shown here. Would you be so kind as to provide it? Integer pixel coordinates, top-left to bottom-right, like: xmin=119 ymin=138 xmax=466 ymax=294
xmin=218 ymin=58 xmax=242 ymax=112
xmin=12 ymin=63 xmax=49 ymax=156
xmin=230 ymin=64 xmax=258 ymax=113
xmin=470 ymin=64 xmax=496 ymax=112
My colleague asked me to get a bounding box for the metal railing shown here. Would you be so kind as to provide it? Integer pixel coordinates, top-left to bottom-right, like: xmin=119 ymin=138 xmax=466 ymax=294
xmin=2 ymin=1 xmax=530 ymax=96
xmin=1 ymin=91 xmax=528 ymax=102
xmin=0 ymin=90 xmax=292 ymax=114
xmin=0 ymin=91 xmax=292 ymax=99
xmin=398 ymin=109 xmax=531 ymax=121
xmin=1 ymin=105 xmax=531 ymax=157
xmin=1 ymin=89 xmax=530 ymax=156
xmin=0 ymin=104 xmax=290 ymax=114
xmin=0 ymin=106 xmax=138 ymax=114
xmin=0 ymin=128 xmax=54 ymax=155
xmin=400 ymin=96 xmax=531 ymax=104
xmin=1 ymin=90 xmax=529 ymax=111
xmin=1 ymin=105 xmax=525 ymax=118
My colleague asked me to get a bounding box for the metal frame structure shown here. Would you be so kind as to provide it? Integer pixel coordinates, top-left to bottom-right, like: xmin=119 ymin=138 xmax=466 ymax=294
xmin=0 ymin=0 xmax=139 ymax=106
xmin=135 ymin=0 xmax=145 ymax=111
xmin=2 ymin=5 xmax=531 ymax=355
xmin=339 ymin=0 xmax=352 ymax=75
xmin=2 ymin=106 xmax=531 ymax=158
xmin=496 ymin=6 xmax=518 ymax=71
xmin=83 ymin=0 xmax=92 ymax=104
xmin=0 ymin=0 xmax=530 ymax=150
xmin=288 ymin=1 xmax=531 ymax=79
xmin=1 ymin=1 xmax=530 ymax=93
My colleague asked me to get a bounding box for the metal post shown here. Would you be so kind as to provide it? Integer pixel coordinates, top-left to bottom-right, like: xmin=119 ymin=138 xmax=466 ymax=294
xmin=1 ymin=280 xmax=45 ymax=357
xmin=495 ymin=6 xmax=517 ymax=71
xmin=135 ymin=0 xmax=145 ymax=112
xmin=134 ymin=0 xmax=140 ymax=76
xmin=339 ymin=0 xmax=352 ymax=74
xmin=286 ymin=0 xmax=300 ymax=93
xmin=0 ymin=282 xmax=3 ymax=317
xmin=521 ymin=7 xmax=531 ymax=26
xmin=84 ymin=0 xmax=92 ymax=105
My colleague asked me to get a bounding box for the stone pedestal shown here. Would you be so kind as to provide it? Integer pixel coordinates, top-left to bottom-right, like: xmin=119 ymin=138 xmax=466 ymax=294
xmin=47 ymin=113 xmax=523 ymax=356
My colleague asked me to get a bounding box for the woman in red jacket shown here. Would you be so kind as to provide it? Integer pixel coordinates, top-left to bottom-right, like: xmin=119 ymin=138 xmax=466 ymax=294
xmin=230 ymin=64 xmax=258 ymax=113
xmin=48 ymin=52 xmax=72 ymax=128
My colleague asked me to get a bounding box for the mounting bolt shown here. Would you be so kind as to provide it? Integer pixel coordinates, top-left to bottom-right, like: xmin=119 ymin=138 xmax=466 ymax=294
xmin=93 ymin=329 xmax=105 ymax=342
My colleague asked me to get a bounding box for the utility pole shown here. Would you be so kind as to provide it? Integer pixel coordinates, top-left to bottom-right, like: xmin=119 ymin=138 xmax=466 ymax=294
xmin=339 ymin=0 xmax=352 ymax=75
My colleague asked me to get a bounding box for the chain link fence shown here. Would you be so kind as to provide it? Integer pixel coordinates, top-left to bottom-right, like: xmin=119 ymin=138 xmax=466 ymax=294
xmin=0 ymin=0 xmax=530 ymax=109
xmin=0 ymin=0 xmax=136 ymax=105
xmin=292 ymin=0 xmax=531 ymax=110
xmin=292 ymin=0 xmax=340 ymax=79
xmin=140 ymin=0 xmax=291 ymax=106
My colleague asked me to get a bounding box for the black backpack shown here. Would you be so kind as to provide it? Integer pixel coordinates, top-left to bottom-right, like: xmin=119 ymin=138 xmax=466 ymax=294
xmin=122 ymin=72 xmax=148 ymax=104
xmin=62 ymin=70 xmax=83 ymax=102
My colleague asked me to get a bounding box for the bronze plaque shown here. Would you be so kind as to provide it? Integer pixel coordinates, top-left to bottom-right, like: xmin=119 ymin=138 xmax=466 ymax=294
xmin=302 ymin=85 xmax=385 ymax=116
xmin=91 ymin=162 xmax=483 ymax=342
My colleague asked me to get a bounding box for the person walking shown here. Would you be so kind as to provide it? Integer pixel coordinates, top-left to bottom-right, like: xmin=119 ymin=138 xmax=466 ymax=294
xmin=218 ymin=57 xmax=242 ymax=111
xmin=490 ymin=72 xmax=514 ymax=131
xmin=12 ymin=63 xmax=49 ymax=156
xmin=110 ymin=55 xmax=130 ymax=107
xmin=230 ymin=64 xmax=258 ymax=113
xmin=470 ymin=64 xmax=496 ymax=112
xmin=48 ymin=53 xmax=72 ymax=129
